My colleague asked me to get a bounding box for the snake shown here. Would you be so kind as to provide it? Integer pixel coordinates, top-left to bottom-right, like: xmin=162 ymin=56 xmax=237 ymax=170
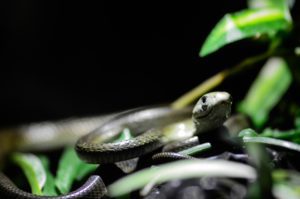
xmin=0 ymin=115 xmax=115 ymax=199
xmin=75 ymin=91 xmax=233 ymax=164
xmin=0 ymin=91 xmax=233 ymax=198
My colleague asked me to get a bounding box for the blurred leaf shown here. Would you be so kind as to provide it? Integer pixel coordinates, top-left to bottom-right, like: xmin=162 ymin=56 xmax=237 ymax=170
xmin=108 ymin=159 xmax=256 ymax=197
xmin=243 ymin=136 xmax=300 ymax=152
xmin=76 ymin=164 xmax=98 ymax=181
xmin=55 ymin=147 xmax=80 ymax=194
xmin=248 ymin=0 xmax=293 ymax=24
xmin=295 ymin=47 xmax=300 ymax=56
xmin=273 ymin=183 xmax=300 ymax=199
xmin=246 ymin=143 xmax=273 ymax=198
xmin=200 ymin=8 xmax=291 ymax=57
xmin=55 ymin=147 xmax=97 ymax=194
xmin=238 ymin=128 xmax=259 ymax=137
xmin=248 ymin=0 xmax=281 ymax=9
xmin=238 ymin=57 xmax=292 ymax=128
xmin=114 ymin=128 xmax=133 ymax=143
xmin=39 ymin=156 xmax=58 ymax=196
xmin=296 ymin=118 xmax=300 ymax=129
xmin=11 ymin=153 xmax=46 ymax=195
xmin=248 ymin=0 xmax=294 ymax=10
xmin=179 ymin=142 xmax=211 ymax=156
xmin=273 ymin=170 xmax=300 ymax=199
xmin=261 ymin=128 xmax=300 ymax=140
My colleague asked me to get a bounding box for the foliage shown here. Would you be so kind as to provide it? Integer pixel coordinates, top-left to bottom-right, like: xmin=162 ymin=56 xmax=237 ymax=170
xmin=55 ymin=147 xmax=97 ymax=194
xmin=11 ymin=153 xmax=46 ymax=195
xmin=6 ymin=0 xmax=300 ymax=198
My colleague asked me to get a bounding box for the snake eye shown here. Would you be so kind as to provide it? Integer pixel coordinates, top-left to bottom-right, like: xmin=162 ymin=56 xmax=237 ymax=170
xmin=201 ymin=96 xmax=207 ymax=103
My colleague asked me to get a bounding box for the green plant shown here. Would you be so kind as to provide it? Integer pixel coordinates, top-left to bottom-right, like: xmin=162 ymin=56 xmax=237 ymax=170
xmin=6 ymin=0 xmax=300 ymax=198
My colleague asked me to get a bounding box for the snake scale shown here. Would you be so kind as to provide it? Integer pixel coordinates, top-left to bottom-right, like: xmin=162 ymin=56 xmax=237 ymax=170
xmin=0 ymin=91 xmax=233 ymax=198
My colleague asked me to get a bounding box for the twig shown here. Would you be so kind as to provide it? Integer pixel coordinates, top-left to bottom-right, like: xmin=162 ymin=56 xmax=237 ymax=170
xmin=171 ymin=50 xmax=273 ymax=109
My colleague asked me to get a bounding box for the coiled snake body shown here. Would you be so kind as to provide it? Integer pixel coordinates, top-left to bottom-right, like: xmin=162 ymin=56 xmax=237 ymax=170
xmin=0 ymin=92 xmax=232 ymax=198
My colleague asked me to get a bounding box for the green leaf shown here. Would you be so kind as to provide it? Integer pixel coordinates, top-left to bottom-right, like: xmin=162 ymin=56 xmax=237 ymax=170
xmin=39 ymin=156 xmax=58 ymax=196
xmin=55 ymin=147 xmax=80 ymax=194
xmin=200 ymin=8 xmax=291 ymax=57
xmin=11 ymin=153 xmax=46 ymax=195
xmin=114 ymin=128 xmax=133 ymax=143
xmin=261 ymin=128 xmax=300 ymax=140
xmin=245 ymin=143 xmax=273 ymax=198
xmin=273 ymin=170 xmax=300 ymax=199
xmin=55 ymin=147 xmax=97 ymax=194
xmin=238 ymin=57 xmax=292 ymax=128
xmin=248 ymin=0 xmax=292 ymax=23
xmin=179 ymin=142 xmax=211 ymax=156
xmin=248 ymin=0 xmax=295 ymax=11
xmin=238 ymin=128 xmax=259 ymax=137
xmin=76 ymin=164 xmax=98 ymax=181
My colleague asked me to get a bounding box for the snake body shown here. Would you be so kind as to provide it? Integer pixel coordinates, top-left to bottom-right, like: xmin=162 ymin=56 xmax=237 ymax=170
xmin=0 ymin=174 xmax=106 ymax=199
xmin=75 ymin=92 xmax=232 ymax=164
xmin=0 ymin=115 xmax=114 ymax=199
xmin=0 ymin=91 xmax=233 ymax=198
xmin=75 ymin=106 xmax=193 ymax=163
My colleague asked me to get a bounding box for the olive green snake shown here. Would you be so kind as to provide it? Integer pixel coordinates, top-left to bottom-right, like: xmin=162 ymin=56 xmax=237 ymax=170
xmin=0 ymin=92 xmax=234 ymax=198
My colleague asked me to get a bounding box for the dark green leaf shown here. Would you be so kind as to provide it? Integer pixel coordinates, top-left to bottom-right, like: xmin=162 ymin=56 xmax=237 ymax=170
xmin=238 ymin=57 xmax=292 ymax=128
xmin=39 ymin=156 xmax=58 ymax=196
xmin=200 ymin=8 xmax=291 ymax=57
xmin=11 ymin=153 xmax=46 ymax=195
xmin=246 ymin=143 xmax=273 ymax=198
xmin=55 ymin=147 xmax=79 ymax=194
xmin=55 ymin=147 xmax=97 ymax=194
xmin=76 ymin=164 xmax=98 ymax=181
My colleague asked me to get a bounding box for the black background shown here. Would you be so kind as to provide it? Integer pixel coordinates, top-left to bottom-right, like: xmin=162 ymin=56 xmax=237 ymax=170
xmin=0 ymin=1 xmax=290 ymax=126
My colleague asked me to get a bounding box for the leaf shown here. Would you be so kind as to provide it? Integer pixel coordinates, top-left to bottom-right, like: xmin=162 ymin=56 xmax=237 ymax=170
xmin=243 ymin=136 xmax=300 ymax=152
xmin=261 ymin=128 xmax=300 ymax=140
xmin=245 ymin=143 xmax=273 ymax=198
xmin=238 ymin=57 xmax=292 ymax=128
xmin=248 ymin=0 xmax=292 ymax=23
xmin=199 ymin=8 xmax=291 ymax=57
xmin=248 ymin=0 xmax=280 ymax=9
xmin=238 ymin=128 xmax=259 ymax=137
xmin=55 ymin=147 xmax=80 ymax=194
xmin=248 ymin=0 xmax=295 ymax=12
xmin=114 ymin=128 xmax=133 ymax=143
xmin=179 ymin=142 xmax=211 ymax=156
xmin=11 ymin=153 xmax=46 ymax=195
xmin=39 ymin=156 xmax=58 ymax=196
xmin=272 ymin=169 xmax=300 ymax=199
xmin=108 ymin=159 xmax=257 ymax=197
xmin=55 ymin=147 xmax=97 ymax=194
xmin=76 ymin=164 xmax=98 ymax=181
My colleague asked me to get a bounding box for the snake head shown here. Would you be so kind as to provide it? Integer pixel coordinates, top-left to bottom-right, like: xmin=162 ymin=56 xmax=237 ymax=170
xmin=192 ymin=91 xmax=232 ymax=133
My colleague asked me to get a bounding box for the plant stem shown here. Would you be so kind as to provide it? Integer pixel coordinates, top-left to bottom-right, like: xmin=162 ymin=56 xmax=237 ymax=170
xmin=171 ymin=50 xmax=273 ymax=109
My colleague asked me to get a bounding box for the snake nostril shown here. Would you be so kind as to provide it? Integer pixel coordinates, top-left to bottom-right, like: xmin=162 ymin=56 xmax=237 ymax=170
xmin=202 ymin=105 xmax=208 ymax=111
